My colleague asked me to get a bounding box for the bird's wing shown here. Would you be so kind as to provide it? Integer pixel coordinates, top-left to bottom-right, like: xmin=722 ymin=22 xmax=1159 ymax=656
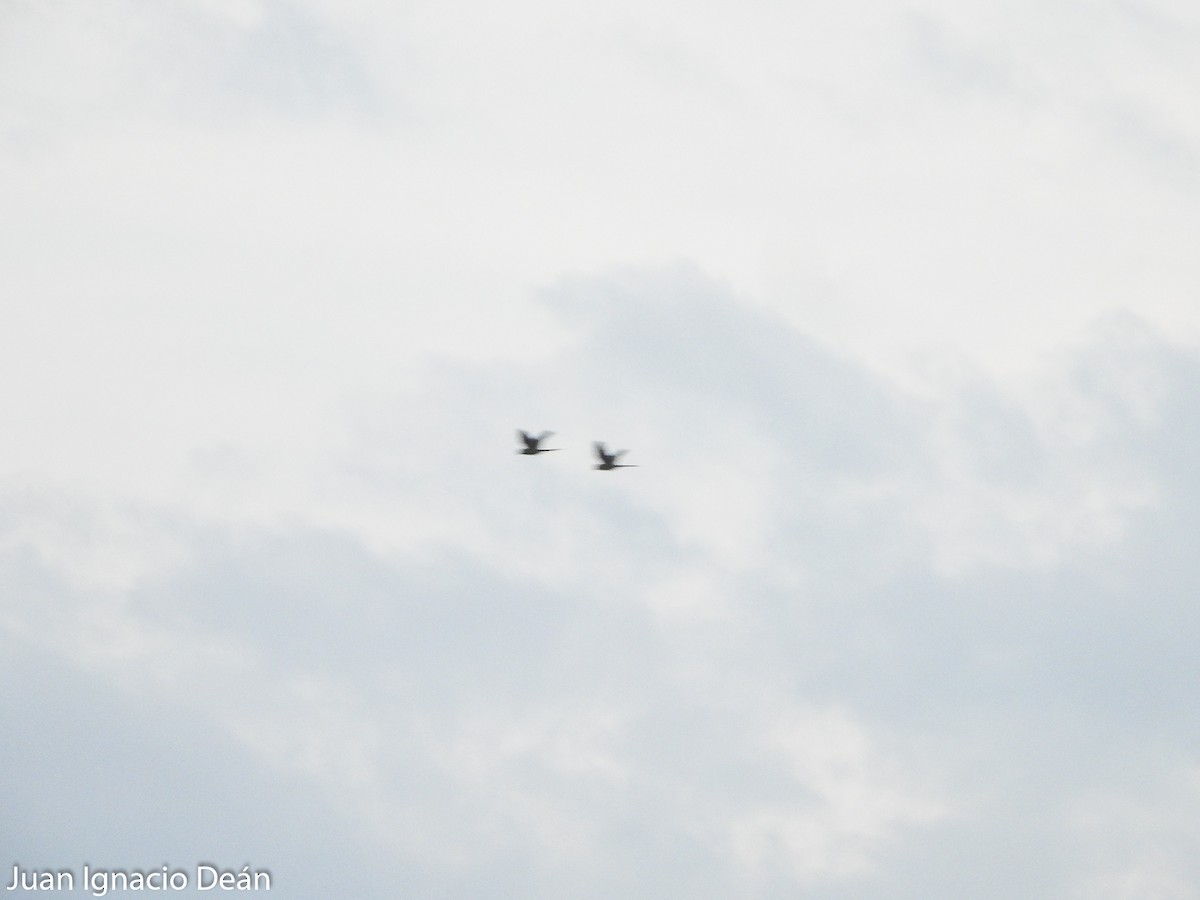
xmin=537 ymin=431 xmax=555 ymax=443
xmin=613 ymin=449 xmax=629 ymax=460
xmin=518 ymin=430 xmax=536 ymax=449
xmin=593 ymin=441 xmax=611 ymax=462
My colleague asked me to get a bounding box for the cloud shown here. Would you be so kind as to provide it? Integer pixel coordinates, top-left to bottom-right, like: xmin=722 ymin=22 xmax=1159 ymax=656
xmin=0 ymin=0 xmax=380 ymax=141
xmin=4 ymin=0 xmax=1200 ymax=895
xmin=6 ymin=263 xmax=1200 ymax=897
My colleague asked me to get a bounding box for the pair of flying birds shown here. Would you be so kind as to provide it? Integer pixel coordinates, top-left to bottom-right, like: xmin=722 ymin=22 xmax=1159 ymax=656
xmin=517 ymin=430 xmax=637 ymax=470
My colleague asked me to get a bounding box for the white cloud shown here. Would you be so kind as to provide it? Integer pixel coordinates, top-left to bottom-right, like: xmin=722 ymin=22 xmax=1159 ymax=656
xmin=4 ymin=1 xmax=1200 ymax=896
xmin=6 ymin=269 xmax=1200 ymax=896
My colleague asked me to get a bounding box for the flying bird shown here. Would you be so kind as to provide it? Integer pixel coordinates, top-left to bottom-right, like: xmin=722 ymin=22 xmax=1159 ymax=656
xmin=593 ymin=441 xmax=637 ymax=470
xmin=517 ymin=430 xmax=559 ymax=454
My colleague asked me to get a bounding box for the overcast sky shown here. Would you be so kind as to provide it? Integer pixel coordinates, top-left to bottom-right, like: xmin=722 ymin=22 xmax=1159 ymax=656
xmin=4 ymin=1 xmax=1200 ymax=897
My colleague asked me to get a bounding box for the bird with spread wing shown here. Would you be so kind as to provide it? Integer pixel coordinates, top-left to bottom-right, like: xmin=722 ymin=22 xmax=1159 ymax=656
xmin=517 ymin=430 xmax=559 ymax=454
xmin=593 ymin=441 xmax=637 ymax=470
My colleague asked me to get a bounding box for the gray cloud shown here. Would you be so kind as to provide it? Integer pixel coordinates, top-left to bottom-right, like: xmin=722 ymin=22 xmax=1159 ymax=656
xmin=7 ymin=266 xmax=1199 ymax=897
xmin=0 ymin=0 xmax=383 ymax=143
xmin=4 ymin=0 xmax=1200 ymax=893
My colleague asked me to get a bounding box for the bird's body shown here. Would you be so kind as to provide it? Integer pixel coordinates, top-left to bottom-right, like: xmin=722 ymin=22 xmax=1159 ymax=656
xmin=517 ymin=430 xmax=559 ymax=454
xmin=593 ymin=441 xmax=637 ymax=470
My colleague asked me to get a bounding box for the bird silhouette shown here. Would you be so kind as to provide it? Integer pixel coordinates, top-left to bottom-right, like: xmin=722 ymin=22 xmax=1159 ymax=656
xmin=593 ymin=441 xmax=637 ymax=470
xmin=517 ymin=430 xmax=559 ymax=454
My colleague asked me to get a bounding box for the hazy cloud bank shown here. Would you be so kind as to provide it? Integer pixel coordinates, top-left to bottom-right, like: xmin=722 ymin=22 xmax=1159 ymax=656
xmin=4 ymin=268 xmax=1200 ymax=897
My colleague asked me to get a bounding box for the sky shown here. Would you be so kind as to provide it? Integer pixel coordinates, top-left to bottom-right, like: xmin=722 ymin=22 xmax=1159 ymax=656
xmin=3 ymin=0 xmax=1200 ymax=897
